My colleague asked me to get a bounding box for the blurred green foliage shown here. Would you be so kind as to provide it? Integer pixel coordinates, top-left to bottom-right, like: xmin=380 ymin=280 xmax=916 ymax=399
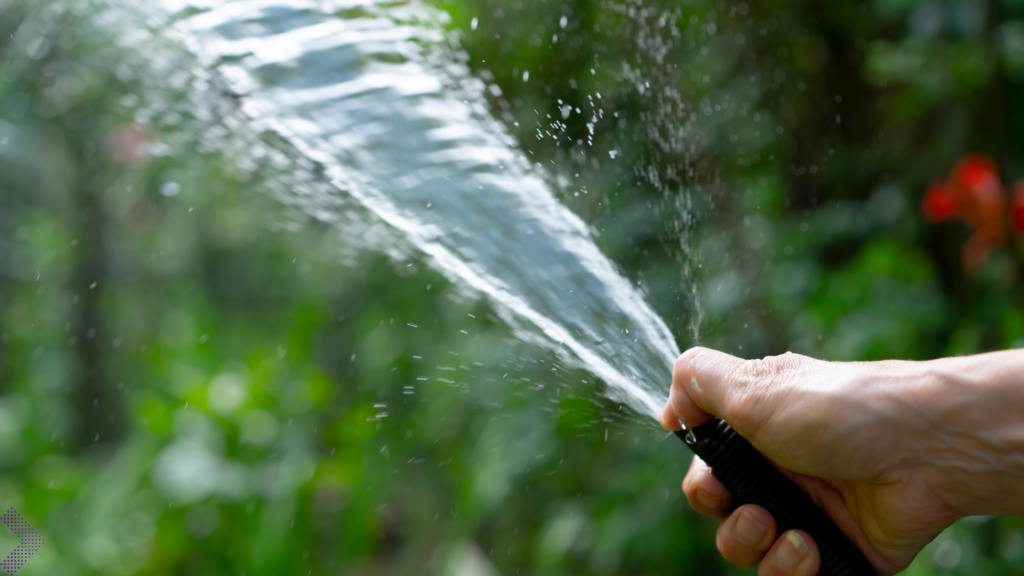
xmin=1 ymin=0 xmax=1023 ymax=575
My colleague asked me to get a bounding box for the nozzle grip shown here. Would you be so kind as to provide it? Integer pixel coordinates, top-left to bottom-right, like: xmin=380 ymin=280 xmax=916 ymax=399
xmin=677 ymin=418 xmax=875 ymax=576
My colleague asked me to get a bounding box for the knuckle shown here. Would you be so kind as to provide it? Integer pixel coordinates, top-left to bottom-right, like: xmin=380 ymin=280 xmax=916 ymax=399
xmin=673 ymin=347 xmax=710 ymax=381
xmin=672 ymin=355 xmax=688 ymax=378
xmin=743 ymin=353 xmax=797 ymax=382
xmin=722 ymin=354 xmax=795 ymax=437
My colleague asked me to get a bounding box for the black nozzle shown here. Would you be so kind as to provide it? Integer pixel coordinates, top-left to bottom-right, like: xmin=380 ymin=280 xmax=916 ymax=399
xmin=677 ymin=418 xmax=876 ymax=576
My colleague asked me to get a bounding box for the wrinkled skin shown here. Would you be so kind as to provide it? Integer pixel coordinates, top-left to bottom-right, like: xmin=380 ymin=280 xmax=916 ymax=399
xmin=660 ymin=347 xmax=1024 ymax=576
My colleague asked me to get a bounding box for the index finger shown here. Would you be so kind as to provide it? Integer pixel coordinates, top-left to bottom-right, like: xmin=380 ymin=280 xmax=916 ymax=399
xmin=661 ymin=347 xmax=743 ymax=430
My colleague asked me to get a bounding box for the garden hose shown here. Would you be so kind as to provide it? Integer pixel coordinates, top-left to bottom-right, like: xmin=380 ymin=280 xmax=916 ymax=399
xmin=677 ymin=418 xmax=876 ymax=576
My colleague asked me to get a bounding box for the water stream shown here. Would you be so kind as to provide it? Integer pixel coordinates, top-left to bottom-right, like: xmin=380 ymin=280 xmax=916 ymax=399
xmin=81 ymin=0 xmax=686 ymax=420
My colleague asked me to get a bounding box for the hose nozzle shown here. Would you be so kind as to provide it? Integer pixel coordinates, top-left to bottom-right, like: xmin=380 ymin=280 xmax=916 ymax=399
xmin=677 ymin=418 xmax=875 ymax=576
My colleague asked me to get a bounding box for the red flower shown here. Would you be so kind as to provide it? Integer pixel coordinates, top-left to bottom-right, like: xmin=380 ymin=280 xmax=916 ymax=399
xmin=951 ymin=155 xmax=1002 ymax=206
xmin=923 ymin=154 xmax=1016 ymax=270
xmin=954 ymin=155 xmax=997 ymax=187
xmin=1013 ymin=181 xmax=1024 ymax=234
xmin=949 ymin=155 xmax=1004 ymax=229
xmin=922 ymin=181 xmax=959 ymax=222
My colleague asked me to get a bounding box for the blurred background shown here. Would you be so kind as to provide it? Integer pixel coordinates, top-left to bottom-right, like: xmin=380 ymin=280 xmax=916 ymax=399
xmin=2 ymin=0 xmax=1024 ymax=574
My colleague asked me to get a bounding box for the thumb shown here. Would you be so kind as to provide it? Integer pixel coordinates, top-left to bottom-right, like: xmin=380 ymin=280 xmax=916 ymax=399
xmin=661 ymin=347 xmax=796 ymax=437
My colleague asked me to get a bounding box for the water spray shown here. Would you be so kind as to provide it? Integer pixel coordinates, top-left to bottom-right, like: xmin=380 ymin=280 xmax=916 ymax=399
xmin=677 ymin=418 xmax=875 ymax=576
xmin=80 ymin=2 xmax=879 ymax=573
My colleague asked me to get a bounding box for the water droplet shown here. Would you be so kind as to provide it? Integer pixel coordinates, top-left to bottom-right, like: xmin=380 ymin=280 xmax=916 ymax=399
xmin=160 ymin=182 xmax=181 ymax=197
xmin=934 ymin=540 xmax=961 ymax=568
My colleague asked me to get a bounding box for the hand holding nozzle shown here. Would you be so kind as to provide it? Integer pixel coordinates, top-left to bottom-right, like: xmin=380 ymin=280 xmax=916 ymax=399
xmin=660 ymin=347 xmax=1024 ymax=576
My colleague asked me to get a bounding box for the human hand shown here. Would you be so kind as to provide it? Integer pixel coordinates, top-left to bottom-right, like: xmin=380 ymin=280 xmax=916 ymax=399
xmin=660 ymin=347 xmax=1024 ymax=575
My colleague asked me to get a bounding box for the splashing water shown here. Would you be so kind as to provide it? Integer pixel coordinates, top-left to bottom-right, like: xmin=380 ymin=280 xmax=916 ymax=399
xmin=80 ymin=0 xmax=689 ymax=419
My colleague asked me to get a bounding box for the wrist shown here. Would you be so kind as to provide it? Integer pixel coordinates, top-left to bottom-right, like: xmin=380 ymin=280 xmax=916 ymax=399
xmin=914 ymin=351 xmax=1024 ymax=516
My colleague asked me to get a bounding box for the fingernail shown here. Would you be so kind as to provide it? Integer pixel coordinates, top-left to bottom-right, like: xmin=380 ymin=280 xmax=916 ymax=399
xmin=775 ymin=531 xmax=809 ymax=570
xmin=695 ymin=489 xmax=721 ymax=510
xmin=736 ymin=510 xmax=768 ymax=547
